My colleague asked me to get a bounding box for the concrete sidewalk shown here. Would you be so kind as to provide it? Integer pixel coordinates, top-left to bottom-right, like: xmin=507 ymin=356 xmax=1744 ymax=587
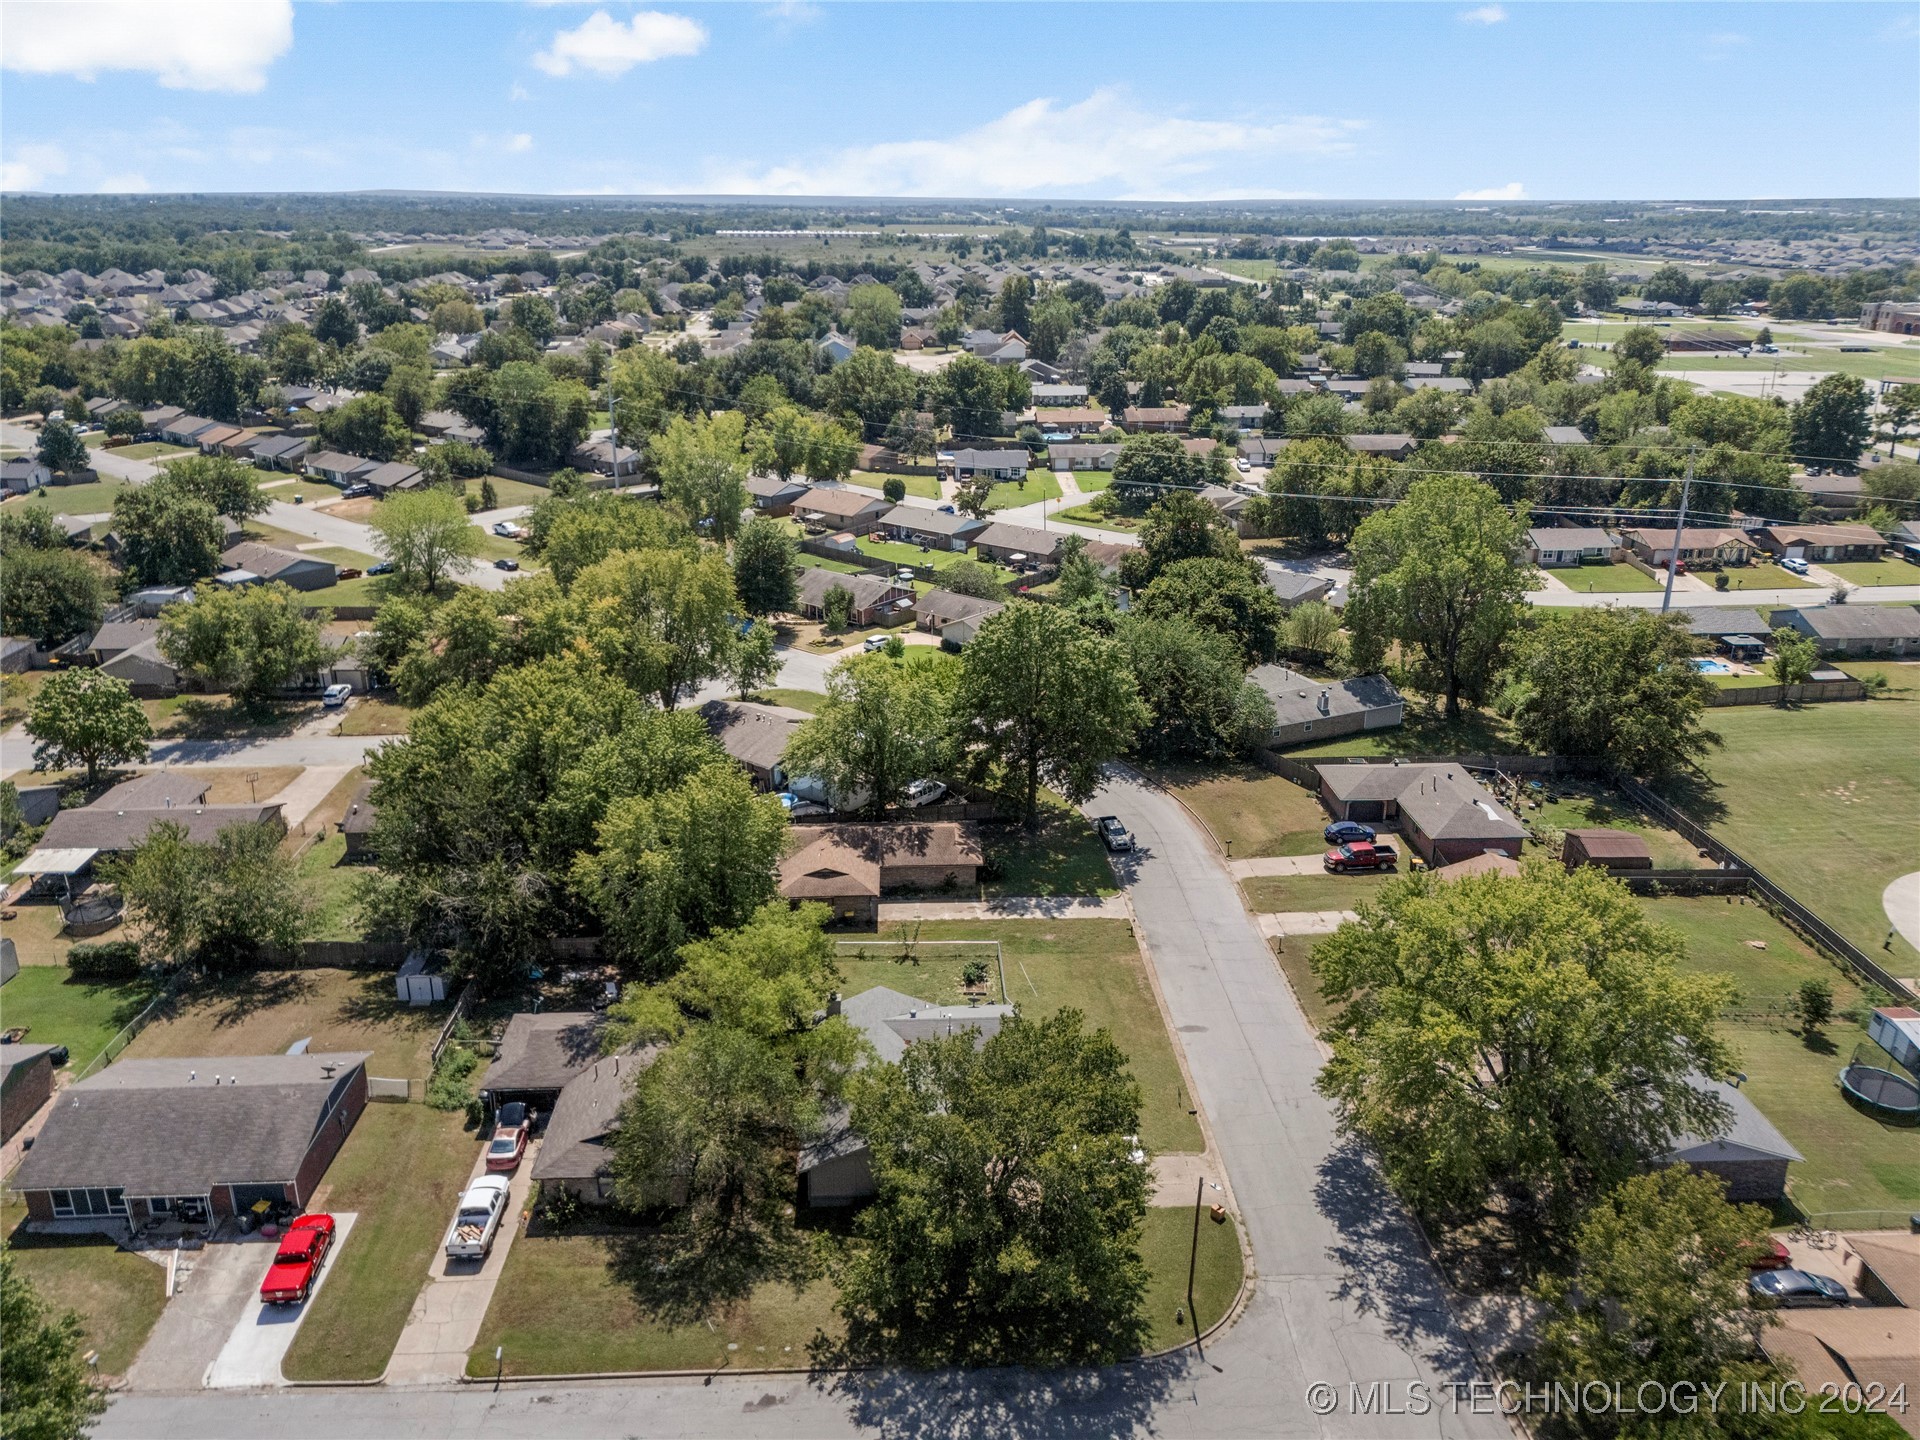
xmin=1255 ymin=909 xmax=1358 ymax=937
xmin=875 ymin=895 xmax=1130 ymax=921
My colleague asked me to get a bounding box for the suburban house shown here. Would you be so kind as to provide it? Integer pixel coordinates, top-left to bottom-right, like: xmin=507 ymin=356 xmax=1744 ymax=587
xmin=1262 ymin=569 xmax=1335 ymax=608
xmin=569 ymin=439 xmax=641 ymax=478
xmin=1753 ymin=523 xmax=1887 ymax=563
xmin=1670 ymin=607 xmax=1772 ymax=650
xmin=1663 ymin=1076 xmax=1802 ymax=1203
xmin=777 ymin=823 xmax=984 ymax=925
xmin=192 ymin=423 xmax=247 ymax=455
xmin=963 ymin=330 xmax=1026 ymax=365
xmin=363 ymin=461 xmax=424 ymax=495
xmin=1561 ymin=828 xmax=1654 ymax=872
xmin=1619 ymin=526 xmax=1756 ymax=570
xmin=2 ymin=456 xmax=52 ymax=494
xmin=1318 ymin=763 xmax=1527 ymax=867
xmin=1770 ymin=604 xmax=1920 ymax=657
xmin=1122 ymin=404 xmax=1190 ymax=432
xmin=1219 ymin=404 xmax=1270 ymax=432
xmin=246 ymin=434 xmax=309 ymax=470
xmin=1544 ymin=426 xmax=1590 ymax=447
xmin=479 ymin=1012 xmax=605 ymax=1113
xmin=817 ymin=331 xmax=857 ymax=365
xmin=27 ymin=801 xmax=285 ymax=884
xmin=1251 ymin=666 xmax=1405 ymax=748
xmin=792 ymin=568 xmax=912 ymax=626
xmin=1031 ymin=384 xmax=1089 ymax=406
xmin=949 ymin=448 xmax=1028 ymax=483
xmin=1 ymin=1043 xmax=58 ymax=1143
xmin=1236 ymin=436 xmax=1289 ymax=467
xmin=914 ymin=588 xmax=1006 ymax=646
xmin=971 ymin=521 xmax=1061 ymax=566
xmin=10 ymin=1051 xmax=370 ymax=1230
xmin=700 ymin=698 xmax=809 ymax=789
xmin=1049 ymin=442 xmax=1122 ymax=472
xmin=746 ymin=474 xmax=810 ymax=516
xmin=338 ymin=780 xmax=377 ymax=861
xmin=529 ymin=1049 xmax=658 ymax=1206
xmin=1030 ymin=407 xmax=1109 ymax=435
xmin=1344 ymin=433 xmax=1419 ymax=461
xmin=157 ymin=414 xmax=222 ymax=447
xmin=793 ymin=487 xmax=891 ymax=535
xmin=881 ymin=504 xmax=987 ymax=550
xmin=219 ymin=541 xmax=339 ymax=592
xmin=1528 ymin=526 xmax=1620 ymax=567
xmin=83 ymin=618 xmax=180 ymax=696
xmin=304 ymin=451 xmax=378 ymax=487
xmin=799 ymin=987 xmax=1016 ymax=1206
xmin=139 ymin=405 xmax=185 ymax=434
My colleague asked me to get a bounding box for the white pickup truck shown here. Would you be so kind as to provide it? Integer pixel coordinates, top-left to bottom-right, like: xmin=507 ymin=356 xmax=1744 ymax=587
xmin=443 ymin=1175 xmax=512 ymax=1261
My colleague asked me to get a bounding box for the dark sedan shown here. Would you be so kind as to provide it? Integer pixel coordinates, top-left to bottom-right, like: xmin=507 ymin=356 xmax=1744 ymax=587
xmin=1324 ymin=820 xmax=1377 ymax=845
xmin=1749 ymin=1269 xmax=1849 ymax=1308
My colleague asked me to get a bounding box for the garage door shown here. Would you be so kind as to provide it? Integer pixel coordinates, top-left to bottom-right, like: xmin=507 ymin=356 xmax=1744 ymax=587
xmin=228 ymin=1183 xmax=288 ymax=1213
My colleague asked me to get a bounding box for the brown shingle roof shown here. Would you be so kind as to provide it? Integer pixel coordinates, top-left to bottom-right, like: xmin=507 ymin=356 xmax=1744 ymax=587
xmin=481 ymin=1013 xmax=604 ymax=1097
xmin=778 ymin=823 xmax=983 ymax=900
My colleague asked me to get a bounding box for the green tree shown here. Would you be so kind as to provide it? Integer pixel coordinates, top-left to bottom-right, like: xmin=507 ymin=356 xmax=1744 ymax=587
xmin=1795 ymin=977 xmax=1834 ymax=1032
xmin=26 ymin=669 xmax=151 ymax=785
xmin=721 ymin=618 xmax=782 ymax=698
xmin=1283 ymin=600 xmax=1342 ymax=662
xmin=844 ymin=285 xmax=902 ymax=350
xmin=1284 ymin=390 xmax=1351 ymax=439
xmin=1136 ymin=555 xmax=1284 ymax=665
xmin=487 ymin=361 xmax=592 ymax=467
xmin=937 ymin=557 xmax=1005 ymax=601
xmin=782 ymin=650 xmax=954 ymax=817
xmin=1790 ymin=373 xmax=1873 ymax=470
xmin=312 ymin=295 xmax=359 ymax=348
xmin=507 ymin=293 xmax=557 ymax=345
xmin=160 ymin=454 xmax=269 ymax=522
xmin=1314 ymin=862 xmax=1734 ymax=1227
xmin=1531 ymin=1167 xmax=1777 ymax=1435
xmin=1119 ymin=489 xmax=1240 ymax=590
xmin=994 ymin=274 xmax=1033 ymax=336
xmin=316 ymin=394 xmax=413 ymax=462
xmin=830 ymin=1009 xmax=1150 ymax=1367
xmin=821 ymin=582 xmax=855 ymax=632
xmin=368 ymin=488 xmax=483 ymax=594
xmin=1109 ymin=433 xmax=1216 ymax=516
xmin=1769 ymin=625 xmax=1819 ymax=690
xmin=571 ymin=545 xmax=739 ymax=708
xmin=1120 ymin=613 xmax=1273 ymax=762
xmin=1 ymin=546 xmax=107 ymax=647
xmin=651 ymin=410 xmax=749 ymax=542
xmin=934 ymin=355 xmax=1019 ymax=441
xmin=1878 ymin=385 xmax=1920 ymax=456
xmin=0 ymin=1251 xmax=108 ymax=1440
xmin=730 ymin=515 xmax=798 ymax=616
xmin=573 ymin=763 xmax=789 ymax=976
xmin=107 ymin=817 xmax=311 ymax=973
xmin=158 ymin=581 xmax=331 ymax=709
xmin=1612 ymin=326 xmax=1667 ymax=369
xmin=1344 ymin=475 xmax=1533 ymax=719
xmin=881 ymin=474 xmax=907 ymax=504
xmin=953 ymin=602 xmax=1144 ymax=827
xmin=1507 ymin=608 xmax=1720 ymax=781
xmin=35 ymin=418 xmax=88 ymax=475
xmin=429 ymin=297 xmax=484 ymax=336
xmin=536 ymin=491 xmax=686 ymax=589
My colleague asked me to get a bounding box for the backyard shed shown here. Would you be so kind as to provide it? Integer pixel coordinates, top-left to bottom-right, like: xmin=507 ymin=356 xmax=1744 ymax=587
xmin=1561 ymin=828 xmax=1654 ymax=872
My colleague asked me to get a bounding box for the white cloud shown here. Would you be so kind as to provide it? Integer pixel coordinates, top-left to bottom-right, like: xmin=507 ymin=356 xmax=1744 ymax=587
xmin=532 ymin=10 xmax=707 ymax=77
xmin=761 ymin=1 xmax=822 ymax=23
xmin=509 ymin=83 xmax=531 ymax=101
xmin=1455 ymin=182 xmax=1527 ymax=200
xmin=1459 ymin=5 xmax=1508 ymax=22
xmin=1 ymin=142 xmax=68 ymax=190
xmin=97 ymin=173 xmax=152 ymax=194
xmin=3 ymin=1 xmax=293 ymax=93
xmin=507 ymin=133 xmax=535 ymax=154
xmin=703 ymin=89 xmax=1361 ymax=198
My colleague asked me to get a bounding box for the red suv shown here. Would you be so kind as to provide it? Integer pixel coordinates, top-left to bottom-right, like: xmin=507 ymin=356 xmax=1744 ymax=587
xmin=259 ymin=1213 xmax=336 ymax=1305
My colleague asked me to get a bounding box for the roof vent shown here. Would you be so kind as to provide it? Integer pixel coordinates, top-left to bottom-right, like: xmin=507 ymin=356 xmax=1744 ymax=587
xmin=321 ymin=1062 xmax=338 ymax=1079
xmin=189 ymin=1070 xmax=196 ymax=1082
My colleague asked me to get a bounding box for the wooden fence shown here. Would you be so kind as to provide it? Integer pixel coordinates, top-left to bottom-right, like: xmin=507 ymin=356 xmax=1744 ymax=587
xmin=796 ymin=538 xmax=897 ymax=575
xmin=1706 ymin=678 xmax=1866 ymax=707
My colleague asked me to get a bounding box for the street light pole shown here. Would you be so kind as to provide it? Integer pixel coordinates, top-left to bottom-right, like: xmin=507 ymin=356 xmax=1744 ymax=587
xmin=1660 ymin=445 xmax=1697 ymax=615
xmin=1188 ymin=1177 xmax=1222 ymax=1361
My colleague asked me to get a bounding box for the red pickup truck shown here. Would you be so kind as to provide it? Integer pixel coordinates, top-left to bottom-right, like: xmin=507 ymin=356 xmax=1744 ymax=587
xmin=259 ymin=1213 xmax=335 ymax=1305
xmin=1324 ymin=841 xmax=1399 ymax=873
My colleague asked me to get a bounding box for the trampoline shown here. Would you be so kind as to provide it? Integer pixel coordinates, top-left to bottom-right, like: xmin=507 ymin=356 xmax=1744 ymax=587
xmin=1838 ymin=1046 xmax=1920 ymax=1122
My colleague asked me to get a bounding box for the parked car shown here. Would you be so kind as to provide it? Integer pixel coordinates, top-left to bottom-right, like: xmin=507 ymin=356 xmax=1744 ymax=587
xmin=1324 ymin=841 xmax=1398 ymax=873
xmin=444 ymin=1175 xmax=513 ymax=1261
xmin=1778 ymin=557 xmax=1810 ymax=575
xmin=903 ymin=778 xmax=947 ymax=808
xmin=1235 ymin=458 xmax=1251 ymax=473
xmin=494 ymin=557 xmax=519 ymax=571
xmin=492 ymin=521 xmax=517 ymax=537
xmin=259 ymin=1213 xmax=336 ymax=1305
xmin=863 ymin=635 xmax=891 ymax=652
xmin=485 ymin=1101 xmax=532 ymax=1173
xmin=1095 ymin=815 xmax=1135 ymax=853
xmin=1742 ymin=1237 xmax=1793 ymax=1272
xmin=937 ymin=504 xmax=957 ymax=515
xmin=1324 ymin=820 xmax=1377 ymax=845
xmin=321 ymin=683 xmax=352 ymax=708
xmin=367 ymin=561 xmax=394 ymax=575
xmin=1749 ymin=1269 xmax=1849 ymax=1308
xmin=341 ymin=483 xmax=375 ymax=499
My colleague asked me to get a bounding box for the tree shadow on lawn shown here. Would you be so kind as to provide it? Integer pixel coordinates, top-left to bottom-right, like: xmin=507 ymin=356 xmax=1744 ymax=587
xmin=189 ymin=970 xmax=315 ymax=1029
xmin=1649 ymin=768 xmax=1729 ymax=828
xmin=159 ymin=697 xmax=312 ymax=740
xmin=605 ymin=1207 xmax=829 ymax=1330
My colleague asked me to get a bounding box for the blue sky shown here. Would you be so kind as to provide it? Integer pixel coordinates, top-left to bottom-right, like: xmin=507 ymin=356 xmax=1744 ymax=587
xmin=3 ymin=2 xmax=1915 ymax=200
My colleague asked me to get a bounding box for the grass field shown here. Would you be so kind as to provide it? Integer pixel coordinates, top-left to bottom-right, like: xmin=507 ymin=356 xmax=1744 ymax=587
xmin=1068 ymin=469 xmax=1114 ymax=493
xmin=0 ymin=1199 xmax=168 ymax=1377
xmin=110 ymin=442 xmax=195 ymax=461
xmin=282 ymin=1102 xmax=477 ymax=1381
xmin=467 ymin=1204 xmax=1238 ymax=1376
xmin=1156 ymin=763 xmax=1328 ymax=858
xmin=1661 ymin=349 xmax=1920 ymax=382
xmin=0 ymin=963 xmax=157 ymax=1065
xmin=21 ymin=478 xmax=130 ymax=515
xmin=1540 ymin=562 xmax=1665 ymax=594
xmin=1053 ymin=502 xmax=1140 ymax=533
xmin=850 ymin=469 xmax=939 ymax=501
xmin=982 ymin=472 xmax=1063 ymax=511
xmin=756 ymin=687 xmax=826 ymax=713
xmin=297 ymin=834 xmax=366 ymax=943
xmin=1281 ymin=703 xmax=1519 ymax=759
xmin=979 ymin=795 xmax=1118 ymax=897
xmin=472 ymin=475 xmax=559 ymax=509
xmin=123 ymin=968 xmax=447 ymax=1081
xmin=843 ymin=918 xmax=1202 ymax=1154
xmin=1820 ymin=558 xmax=1920 ymax=587
xmin=1724 ymin=564 xmax=1820 ymax=591
xmin=334 ymin=698 xmax=411 ymax=736
xmin=1270 ymin=933 xmax=1336 ymax=1031
xmin=853 ymin=533 xmax=1018 ymax=587
xmin=0 ymin=900 xmax=128 ymax=968
xmin=1241 ymin=871 xmax=1390 ymax=913
xmin=259 ymin=479 xmax=348 ymax=506
xmin=1669 ymin=660 xmax=1920 ymax=971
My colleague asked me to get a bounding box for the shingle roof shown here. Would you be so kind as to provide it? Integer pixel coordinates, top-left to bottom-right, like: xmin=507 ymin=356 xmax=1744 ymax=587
xmin=40 ymin=804 xmax=283 ymax=853
xmin=973 ymin=522 xmax=1061 ymax=556
xmin=1670 ymin=607 xmax=1769 ymax=638
xmin=778 ymin=824 xmax=983 ymax=901
xmin=1781 ymin=605 xmax=1920 ymax=640
xmin=221 ymin=541 xmax=332 ymax=581
xmin=880 ymin=505 xmax=985 ymax=538
xmin=94 ymin=771 xmax=210 ymax=811
xmin=1320 ymin=763 xmax=1524 ymax=842
xmin=794 ymin=568 xmax=906 ymax=613
xmin=699 ymin=699 xmax=809 ymax=775
xmin=481 ymin=1013 xmax=604 ymax=1097
xmin=795 ymin=487 xmax=889 ymax=521
xmin=340 ymin=780 xmax=376 ymax=836
xmin=914 ymin=588 xmax=1006 ymax=628
xmin=1666 ymin=1076 xmax=1803 ymax=1164
xmin=12 ymin=1052 xmax=370 ymax=1194
xmin=530 ymin=1048 xmax=656 ymax=1184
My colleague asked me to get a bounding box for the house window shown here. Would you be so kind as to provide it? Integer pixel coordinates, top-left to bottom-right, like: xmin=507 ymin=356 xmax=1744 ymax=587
xmin=49 ymin=1188 xmax=126 ymax=1218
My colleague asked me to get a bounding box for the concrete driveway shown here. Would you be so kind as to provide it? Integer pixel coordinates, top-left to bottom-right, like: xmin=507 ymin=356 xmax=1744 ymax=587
xmin=385 ymin=1141 xmax=539 ymax=1385
xmin=205 ymin=1213 xmax=358 ymax=1389
xmin=124 ymin=1240 xmax=268 ymax=1393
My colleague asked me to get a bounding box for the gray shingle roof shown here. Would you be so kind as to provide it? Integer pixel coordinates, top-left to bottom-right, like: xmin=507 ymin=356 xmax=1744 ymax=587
xmin=1320 ymin=763 xmax=1524 ymax=842
xmin=530 ymin=1048 xmax=656 ymax=1184
xmin=699 ymin=699 xmax=809 ymax=775
xmin=1667 ymin=1076 xmax=1804 ymax=1164
xmin=1780 ymin=605 xmax=1920 ymax=641
xmin=481 ymin=1013 xmax=604 ymax=1097
xmin=40 ymin=804 xmax=283 ymax=854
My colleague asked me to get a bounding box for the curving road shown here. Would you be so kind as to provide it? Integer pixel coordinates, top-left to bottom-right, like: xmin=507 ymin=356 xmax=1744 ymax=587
xmin=96 ymin=767 xmax=1501 ymax=1439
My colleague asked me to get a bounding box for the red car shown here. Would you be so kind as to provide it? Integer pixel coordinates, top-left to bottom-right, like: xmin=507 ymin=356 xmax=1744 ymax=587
xmin=1744 ymin=1237 xmax=1793 ymax=1271
xmin=1324 ymin=840 xmax=1399 ymax=873
xmin=484 ymin=1101 xmax=532 ymax=1173
xmin=259 ymin=1214 xmax=335 ymax=1305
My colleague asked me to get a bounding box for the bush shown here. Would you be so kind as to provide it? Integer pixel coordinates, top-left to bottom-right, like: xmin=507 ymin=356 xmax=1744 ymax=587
xmin=426 ymin=1042 xmax=482 ymax=1113
xmin=66 ymin=941 xmax=142 ymax=981
xmin=882 ymin=476 xmax=906 ymax=503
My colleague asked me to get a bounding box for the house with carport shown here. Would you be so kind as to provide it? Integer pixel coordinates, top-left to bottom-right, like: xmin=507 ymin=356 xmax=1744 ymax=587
xmin=1318 ymin=762 xmax=1526 ymax=867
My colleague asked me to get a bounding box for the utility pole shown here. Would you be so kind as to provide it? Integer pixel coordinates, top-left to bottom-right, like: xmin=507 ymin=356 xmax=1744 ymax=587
xmin=1660 ymin=445 xmax=1697 ymax=614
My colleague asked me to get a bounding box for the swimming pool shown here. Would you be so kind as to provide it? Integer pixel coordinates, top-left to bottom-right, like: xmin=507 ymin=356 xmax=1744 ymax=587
xmin=1693 ymin=658 xmax=1733 ymax=674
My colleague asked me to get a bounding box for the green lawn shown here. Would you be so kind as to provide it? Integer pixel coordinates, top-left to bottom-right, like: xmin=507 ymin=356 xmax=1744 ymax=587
xmin=1710 ymin=673 xmax=1781 ymax=691
xmin=1724 ymin=563 xmax=1820 ymax=591
xmin=844 ymin=918 xmax=1201 ymax=1154
xmin=259 ymin=479 xmax=347 ymax=506
xmin=1648 ymin=897 xmax=1920 ymax=1224
xmin=110 ymin=442 xmax=195 ymax=461
xmin=1512 ymin=781 xmax=1709 ymax=870
xmin=20 ymin=478 xmax=130 ymax=516
xmin=1282 ymin=703 xmax=1519 ymax=759
xmin=1270 ymin=933 xmax=1337 ymax=1031
xmin=0 ymin=1200 xmax=168 ymax=1377
xmin=1067 ymin=469 xmax=1114 ymax=493
xmin=756 ymin=688 xmax=826 ymax=713
xmin=1661 ymin=349 xmax=1920 ymax=382
xmin=1156 ymin=762 xmax=1328 ymax=858
xmin=1241 ymin=871 xmax=1391 ymax=913
xmin=472 ymin=475 xmax=560 ymax=509
xmin=979 ymin=794 xmax=1118 ymax=897
xmin=850 ymin=469 xmax=939 ymax=501
xmin=1666 ymin=660 xmax=1920 ymax=971
xmin=1540 ymin=562 xmax=1665 ymax=594
xmin=325 ymin=573 xmax=405 ymax=609
xmin=282 ymin=1102 xmax=477 ymax=1381
xmin=296 ymin=833 xmax=366 ymax=943
xmin=0 ymin=964 xmax=157 ymax=1069
xmin=1053 ymin=502 xmax=1140 ymax=533
xmin=334 ymin=697 xmax=412 ymax=736
xmin=853 ymin=534 xmax=1016 ymax=587
xmin=794 ymin=553 xmax=866 ymax=576
xmin=1820 ymin=558 xmax=1920 ymax=587
xmin=982 ymin=473 xmax=1063 ymax=512
xmin=1140 ymin=1205 xmax=1243 ymax=1351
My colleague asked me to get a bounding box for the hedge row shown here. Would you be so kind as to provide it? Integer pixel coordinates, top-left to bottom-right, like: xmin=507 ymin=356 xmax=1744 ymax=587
xmin=66 ymin=941 xmax=142 ymax=981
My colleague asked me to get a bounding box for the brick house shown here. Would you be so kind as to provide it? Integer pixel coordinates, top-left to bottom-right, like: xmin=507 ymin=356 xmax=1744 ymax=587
xmin=778 ymin=823 xmax=983 ymax=925
xmin=1318 ymin=763 xmax=1526 ymax=867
